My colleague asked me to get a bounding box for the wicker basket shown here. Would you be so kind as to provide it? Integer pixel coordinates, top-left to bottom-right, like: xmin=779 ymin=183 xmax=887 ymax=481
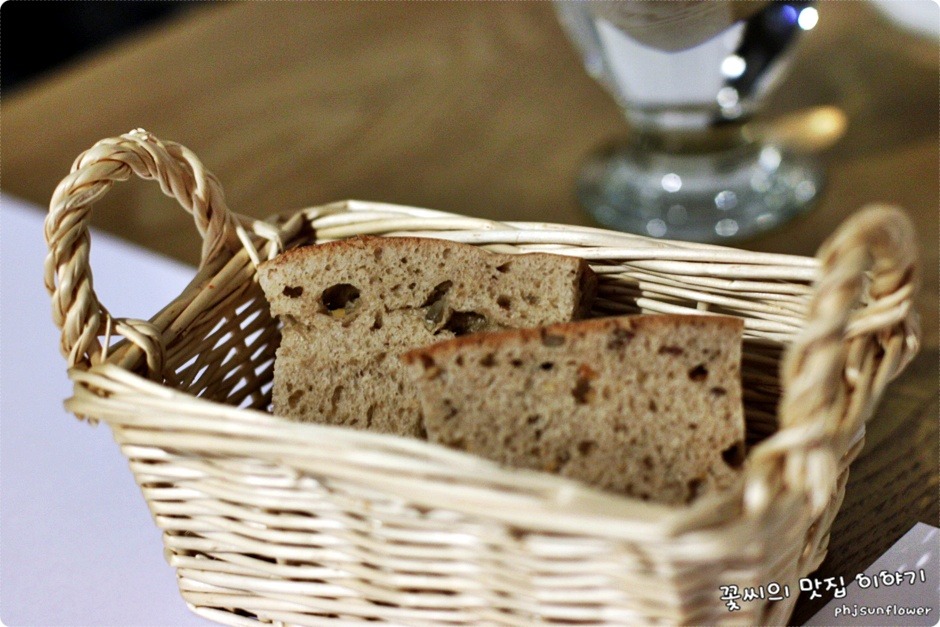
xmin=45 ymin=130 xmax=920 ymax=626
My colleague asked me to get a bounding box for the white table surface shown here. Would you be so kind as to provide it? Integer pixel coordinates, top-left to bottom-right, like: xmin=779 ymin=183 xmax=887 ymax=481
xmin=1 ymin=195 xmax=211 ymax=626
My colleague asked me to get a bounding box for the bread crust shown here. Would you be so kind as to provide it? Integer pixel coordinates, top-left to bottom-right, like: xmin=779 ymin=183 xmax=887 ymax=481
xmin=402 ymin=314 xmax=743 ymax=364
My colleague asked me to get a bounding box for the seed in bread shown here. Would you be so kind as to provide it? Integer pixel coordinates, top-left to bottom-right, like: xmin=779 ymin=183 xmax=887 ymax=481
xmin=258 ymin=236 xmax=597 ymax=437
xmin=402 ymin=314 xmax=746 ymax=504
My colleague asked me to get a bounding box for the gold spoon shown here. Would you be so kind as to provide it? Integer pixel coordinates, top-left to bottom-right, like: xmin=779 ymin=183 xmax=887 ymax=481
xmin=749 ymin=105 xmax=848 ymax=154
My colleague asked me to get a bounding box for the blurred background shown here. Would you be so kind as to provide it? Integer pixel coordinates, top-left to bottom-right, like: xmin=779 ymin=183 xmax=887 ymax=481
xmin=3 ymin=0 xmax=935 ymax=334
xmin=2 ymin=1 xmax=193 ymax=92
xmin=1 ymin=2 xmax=937 ymax=625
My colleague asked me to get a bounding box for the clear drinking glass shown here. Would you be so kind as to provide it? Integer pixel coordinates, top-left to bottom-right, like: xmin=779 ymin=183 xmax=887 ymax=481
xmin=556 ymin=1 xmax=823 ymax=242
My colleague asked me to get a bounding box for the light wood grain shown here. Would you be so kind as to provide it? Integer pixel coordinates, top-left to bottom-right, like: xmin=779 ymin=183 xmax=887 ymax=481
xmin=3 ymin=2 xmax=936 ymax=624
xmin=4 ymin=2 xmax=935 ymax=346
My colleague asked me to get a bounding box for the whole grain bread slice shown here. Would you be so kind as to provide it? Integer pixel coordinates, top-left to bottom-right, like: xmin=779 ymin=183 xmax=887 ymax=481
xmin=402 ymin=314 xmax=746 ymax=505
xmin=258 ymin=236 xmax=596 ymax=437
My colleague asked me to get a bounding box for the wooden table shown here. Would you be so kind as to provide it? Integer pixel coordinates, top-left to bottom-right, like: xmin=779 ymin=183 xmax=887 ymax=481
xmin=4 ymin=2 xmax=936 ymax=624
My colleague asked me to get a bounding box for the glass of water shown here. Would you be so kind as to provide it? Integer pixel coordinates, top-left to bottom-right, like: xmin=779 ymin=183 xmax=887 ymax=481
xmin=556 ymin=1 xmax=823 ymax=242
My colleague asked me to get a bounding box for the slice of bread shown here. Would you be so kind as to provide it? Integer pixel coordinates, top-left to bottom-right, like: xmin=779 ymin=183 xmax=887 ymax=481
xmin=402 ymin=314 xmax=746 ymax=505
xmin=258 ymin=236 xmax=597 ymax=437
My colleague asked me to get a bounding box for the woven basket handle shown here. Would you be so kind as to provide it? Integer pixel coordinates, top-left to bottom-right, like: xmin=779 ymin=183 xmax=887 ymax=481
xmin=780 ymin=205 xmax=918 ymax=431
xmin=44 ymin=129 xmax=241 ymax=372
xmin=751 ymin=205 xmax=919 ymax=515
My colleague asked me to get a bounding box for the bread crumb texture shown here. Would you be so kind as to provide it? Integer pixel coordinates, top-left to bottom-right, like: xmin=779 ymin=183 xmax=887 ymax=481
xmin=403 ymin=315 xmax=746 ymax=505
xmin=258 ymin=236 xmax=596 ymax=438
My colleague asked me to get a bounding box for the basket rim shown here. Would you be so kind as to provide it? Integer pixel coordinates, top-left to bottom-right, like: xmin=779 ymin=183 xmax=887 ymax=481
xmin=62 ymin=200 xmax=897 ymax=540
xmin=70 ymin=199 xmax=917 ymax=525
xmin=290 ymin=199 xmax=822 ymax=269
xmin=70 ymin=360 xmax=749 ymax=539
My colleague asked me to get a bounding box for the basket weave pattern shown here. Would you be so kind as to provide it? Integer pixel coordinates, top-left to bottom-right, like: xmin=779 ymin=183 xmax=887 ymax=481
xmin=45 ymin=131 xmax=920 ymax=626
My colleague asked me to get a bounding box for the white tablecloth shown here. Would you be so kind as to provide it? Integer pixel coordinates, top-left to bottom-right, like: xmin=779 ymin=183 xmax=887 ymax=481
xmin=1 ymin=195 xmax=210 ymax=626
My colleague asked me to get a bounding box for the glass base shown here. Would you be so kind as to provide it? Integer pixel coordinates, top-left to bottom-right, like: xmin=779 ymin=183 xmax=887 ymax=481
xmin=577 ymin=139 xmax=823 ymax=243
